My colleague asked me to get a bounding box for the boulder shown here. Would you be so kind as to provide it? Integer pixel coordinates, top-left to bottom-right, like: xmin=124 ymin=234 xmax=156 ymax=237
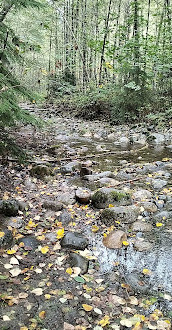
xmin=67 ymin=252 xmax=89 ymax=274
xmin=59 ymin=210 xmax=73 ymax=225
xmin=43 ymin=200 xmax=63 ymax=211
xmin=92 ymin=188 xmax=131 ymax=209
xmin=61 ymin=232 xmax=88 ymax=250
xmin=18 ymin=236 xmax=39 ymax=251
xmin=134 ymin=239 xmax=153 ymax=252
xmin=61 ymin=161 xmax=79 ymax=174
xmin=75 ymin=188 xmax=91 ymax=204
xmin=132 ymin=189 xmax=153 ymax=201
xmin=85 ymin=171 xmax=114 ymax=182
xmin=152 ymin=179 xmax=167 ymax=190
xmin=139 ymin=202 xmax=157 ymax=213
xmin=103 ymin=230 xmax=127 ymax=249
xmin=57 ymin=192 xmax=76 ymax=206
xmin=0 ymin=229 xmax=13 ymax=248
xmin=30 ymin=165 xmax=52 ymax=178
xmin=131 ymin=220 xmax=153 ymax=232
xmin=0 ymin=199 xmax=20 ymax=216
xmin=100 ymin=205 xmax=140 ymax=226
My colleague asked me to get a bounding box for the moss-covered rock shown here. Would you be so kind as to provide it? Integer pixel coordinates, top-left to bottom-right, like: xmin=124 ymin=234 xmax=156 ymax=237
xmin=100 ymin=205 xmax=140 ymax=226
xmin=0 ymin=199 xmax=20 ymax=216
xmin=30 ymin=165 xmax=52 ymax=178
xmin=92 ymin=188 xmax=131 ymax=209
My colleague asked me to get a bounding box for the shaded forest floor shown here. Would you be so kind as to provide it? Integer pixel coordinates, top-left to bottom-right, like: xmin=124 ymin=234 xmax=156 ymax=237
xmin=0 ymin=105 xmax=172 ymax=330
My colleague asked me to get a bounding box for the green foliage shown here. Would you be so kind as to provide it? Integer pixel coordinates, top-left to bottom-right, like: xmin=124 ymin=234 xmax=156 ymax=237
xmin=48 ymin=69 xmax=77 ymax=98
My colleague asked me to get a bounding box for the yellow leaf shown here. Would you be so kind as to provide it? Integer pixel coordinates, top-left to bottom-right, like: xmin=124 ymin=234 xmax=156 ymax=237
xmin=37 ymin=235 xmax=45 ymax=241
xmin=142 ymin=268 xmax=152 ymax=275
xmin=82 ymin=304 xmax=93 ymax=312
xmin=66 ymin=268 xmax=73 ymax=275
xmin=57 ymin=228 xmax=64 ymax=239
xmin=92 ymin=225 xmax=99 ymax=233
xmin=98 ymin=315 xmax=110 ymax=327
xmin=44 ymin=294 xmax=51 ymax=300
xmin=122 ymin=241 xmax=129 ymax=246
xmin=40 ymin=246 xmax=49 ymax=254
xmin=39 ymin=311 xmax=46 ymax=319
xmin=0 ymin=231 xmax=5 ymax=238
xmin=109 ymin=204 xmax=114 ymax=208
xmin=156 ymin=222 xmax=163 ymax=227
xmin=7 ymin=249 xmax=16 ymax=255
xmin=20 ymin=327 xmax=28 ymax=330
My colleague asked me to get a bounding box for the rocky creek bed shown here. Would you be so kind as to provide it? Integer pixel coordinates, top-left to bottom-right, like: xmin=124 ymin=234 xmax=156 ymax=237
xmin=0 ymin=105 xmax=172 ymax=330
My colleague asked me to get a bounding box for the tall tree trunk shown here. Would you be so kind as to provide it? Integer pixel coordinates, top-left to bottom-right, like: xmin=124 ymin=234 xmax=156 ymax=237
xmin=133 ymin=0 xmax=140 ymax=85
xmin=99 ymin=0 xmax=112 ymax=84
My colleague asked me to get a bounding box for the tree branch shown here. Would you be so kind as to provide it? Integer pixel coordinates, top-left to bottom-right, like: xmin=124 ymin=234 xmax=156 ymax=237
xmin=0 ymin=2 xmax=14 ymax=23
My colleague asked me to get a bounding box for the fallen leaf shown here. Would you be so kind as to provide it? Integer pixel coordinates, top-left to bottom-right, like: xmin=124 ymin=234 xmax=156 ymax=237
xmin=122 ymin=241 xmax=129 ymax=246
xmin=92 ymin=225 xmax=99 ymax=233
xmin=66 ymin=267 xmax=73 ymax=275
xmin=18 ymin=292 xmax=28 ymax=299
xmin=44 ymin=294 xmax=51 ymax=299
xmin=120 ymin=319 xmax=133 ymax=328
xmin=4 ymin=264 xmax=13 ymax=269
xmin=128 ymin=296 xmax=138 ymax=305
xmin=94 ymin=308 xmax=102 ymax=315
xmin=57 ymin=228 xmax=64 ymax=239
xmin=156 ymin=222 xmax=163 ymax=227
xmin=10 ymin=257 xmax=19 ymax=265
xmin=9 ymin=268 xmax=21 ymax=277
xmin=82 ymin=304 xmax=93 ymax=311
xmin=0 ymin=231 xmax=5 ymax=238
xmin=20 ymin=327 xmax=28 ymax=330
xmin=74 ymin=276 xmax=85 ymax=283
xmin=98 ymin=315 xmax=110 ymax=327
xmin=7 ymin=249 xmax=16 ymax=255
xmin=31 ymin=288 xmax=43 ymax=296
xmin=40 ymin=246 xmax=49 ymax=254
xmin=142 ymin=268 xmax=152 ymax=276
xmin=39 ymin=311 xmax=46 ymax=319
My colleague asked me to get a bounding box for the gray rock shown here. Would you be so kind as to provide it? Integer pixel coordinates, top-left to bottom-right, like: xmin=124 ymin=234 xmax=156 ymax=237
xmin=165 ymin=200 xmax=172 ymax=211
xmin=57 ymin=192 xmax=76 ymax=205
xmin=45 ymin=232 xmax=57 ymax=243
xmin=85 ymin=171 xmax=114 ymax=182
xmin=18 ymin=236 xmax=39 ymax=250
xmin=67 ymin=252 xmax=89 ymax=274
xmin=0 ymin=199 xmax=20 ymax=216
xmin=0 ymin=229 xmax=13 ymax=248
xmin=100 ymin=205 xmax=140 ymax=226
xmin=43 ymin=200 xmax=63 ymax=211
xmin=134 ymin=239 xmax=153 ymax=251
xmin=139 ymin=201 xmax=157 ymax=213
xmin=150 ymin=133 xmax=165 ymax=144
xmin=75 ymin=188 xmax=91 ymax=204
xmin=7 ymin=216 xmax=23 ymax=229
xmin=131 ymin=220 xmax=153 ymax=232
xmin=61 ymin=232 xmax=89 ymax=250
xmin=155 ymin=200 xmax=165 ymax=209
xmin=61 ymin=161 xmax=79 ymax=174
xmin=119 ymin=136 xmax=129 ymax=145
xmin=125 ymin=272 xmax=150 ymax=294
xmin=92 ymin=188 xmax=131 ymax=209
xmin=30 ymin=165 xmax=52 ymax=178
xmin=132 ymin=189 xmax=153 ymax=201
xmin=59 ymin=210 xmax=73 ymax=225
xmin=154 ymin=211 xmax=171 ymax=221
xmin=152 ymin=179 xmax=167 ymax=190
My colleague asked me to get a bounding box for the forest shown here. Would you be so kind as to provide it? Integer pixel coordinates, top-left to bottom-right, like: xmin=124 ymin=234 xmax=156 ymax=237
xmin=0 ymin=1 xmax=172 ymax=330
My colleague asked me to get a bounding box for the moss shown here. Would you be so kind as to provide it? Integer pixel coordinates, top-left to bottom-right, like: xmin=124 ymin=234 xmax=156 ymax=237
xmin=100 ymin=208 xmax=116 ymax=226
xmin=109 ymin=190 xmax=130 ymax=202
xmin=92 ymin=190 xmax=108 ymax=206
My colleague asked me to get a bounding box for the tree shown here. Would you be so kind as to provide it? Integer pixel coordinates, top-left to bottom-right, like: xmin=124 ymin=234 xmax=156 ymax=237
xmin=0 ymin=0 xmax=44 ymax=156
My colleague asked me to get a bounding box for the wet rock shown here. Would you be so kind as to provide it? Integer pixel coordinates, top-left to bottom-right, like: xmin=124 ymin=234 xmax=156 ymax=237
xmin=80 ymin=167 xmax=92 ymax=177
xmin=85 ymin=171 xmax=114 ymax=182
xmin=61 ymin=232 xmax=88 ymax=250
xmin=125 ymin=272 xmax=150 ymax=294
xmin=131 ymin=220 xmax=153 ymax=232
xmin=67 ymin=252 xmax=89 ymax=274
xmin=30 ymin=165 xmax=52 ymax=178
xmin=134 ymin=239 xmax=153 ymax=251
xmin=61 ymin=161 xmax=79 ymax=174
xmin=7 ymin=216 xmax=23 ymax=229
xmin=103 ymin=230 xmax=127 ymax=249
xmin=100 ymin=205 xmax=140 ymax=226
xmin=154 ymin=211 xmax=171 ymax=221
xmin=152 ymin=179 xmax=167 ymax=190
xmin=151 ymin=133 xmax=165 ymax=144
xmin=132 ymin=189 xmax=153 ymax=201
xmin=42 ymin=200 xmax=63 ymax=211
xmin=0 ymin=199 xmax=20 ymax=216
xmin=92 ymin=188 xmax=131 ymax=209
xmin=139 ymin=201 xmax=157 ymax=213
xmin=18 ymin=236 xmax=39 ymax=250
xmin=57 ymin=192 xmax=76 ymax=205
xmin=75 ymin=188 xmax=91 ymax=204
xmin=0 ymin=229 xmax=13 ymax=248
xmin=59 ymin=210 xmax=73 ymax=225
xmin=131 ymin=133 xmax=146 ymax=145
xmin=165 ymin=200 xmax=172 ymax=211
